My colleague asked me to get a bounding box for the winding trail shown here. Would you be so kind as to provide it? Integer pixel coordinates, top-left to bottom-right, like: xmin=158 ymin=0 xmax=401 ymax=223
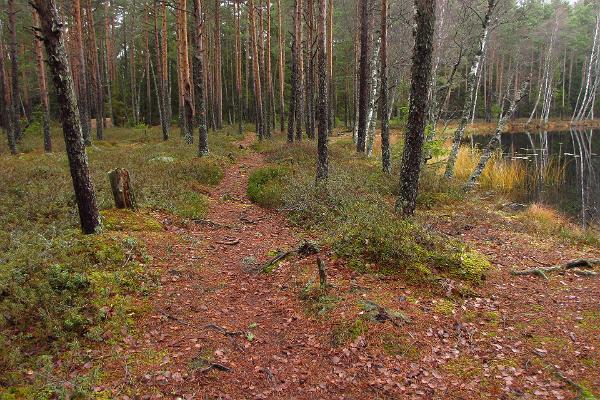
xmin=102 ymin=135 xmax=600 ymax=400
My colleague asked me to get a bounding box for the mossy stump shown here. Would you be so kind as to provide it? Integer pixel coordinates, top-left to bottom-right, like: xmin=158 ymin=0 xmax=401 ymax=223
xmin=108 ymin=168 xmax=135 ymax=209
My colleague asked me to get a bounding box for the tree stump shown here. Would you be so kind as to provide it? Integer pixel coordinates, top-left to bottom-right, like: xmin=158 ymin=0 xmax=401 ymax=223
xmin=108 ymin=168 xmax=135 ymax=209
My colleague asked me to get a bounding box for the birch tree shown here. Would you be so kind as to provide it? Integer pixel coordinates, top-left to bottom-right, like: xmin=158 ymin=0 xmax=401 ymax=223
xmin=444 ymin=0 xmax=496 ymax=179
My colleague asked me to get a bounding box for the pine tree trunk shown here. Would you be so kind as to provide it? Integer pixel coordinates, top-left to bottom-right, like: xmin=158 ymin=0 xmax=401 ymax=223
xmin=33 ymin=12 xmax=53 ymax=152
xmin=380 ymin=0 xmax=390 ymax=174
xmin=32 ymin=0 xmax=100 ymax=234
xmin=214 ymin=0 xmax=223 ymax=129
xmin=288 ymin=34 xmax=297 ymax=142
xmin=235 ymin=0 xmax=244 ymax=135
xmin=194 ymin=0 xmax=209 ymax=155
xmin=86 ymin=0 xmax=104 ymax=140
xmin=154 ymin=0 xmax=169 ymax=140
xmin=249 ymin=0 xmax=264 ymax=139
xmin=7 ymin=0 xmax=23 ymax=142
xmin=294 ymin=0 xmax=304 ymax=141
xmin=145 ymin=12 xmax=152 ymax=125
xmin=265 ymin=0 xmax=273 ymax=138
xmin=396 ymin=0 xmax=436 ymax=216
xmin=0 ymin=34 xmax=17 ymax=154
xmin=316 ymin=0 xmax=329 ymax=182
xmin=104 ymin=0 xmax=114 ymax=126
xmin=356 ymin=0 xmax=370 ymax=152
xmin=305 ymin=0 xmax=315 ymax=139
xmin=326 ymin=0 xmax=333 ymax=133
xmin=73 ymin=0 xmax=91 ymax=145
xmin=277 ymin=0 xmax=285 ymax=133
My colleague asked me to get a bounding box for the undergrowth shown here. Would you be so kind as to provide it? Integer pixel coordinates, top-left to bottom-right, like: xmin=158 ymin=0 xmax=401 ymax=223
xmin=0 ymin=126 xmax=242 ymax=395
xmin=248 ymin=135 xmax=490 ymax=284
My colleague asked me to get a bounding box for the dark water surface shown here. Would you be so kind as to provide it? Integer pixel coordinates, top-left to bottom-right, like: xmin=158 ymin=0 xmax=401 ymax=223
xmin=470 ymin=129 xmax=599 ymax=227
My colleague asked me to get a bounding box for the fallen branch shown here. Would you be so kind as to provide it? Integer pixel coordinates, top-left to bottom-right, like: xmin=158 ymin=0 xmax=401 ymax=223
xmin=261 ymin=240 xmax=320 ymax=273
xmin=205 ymin=323 xmax=243 ymax=337
xmin=216 ymin=237 xmax=240 ymax=245
xmin=511 ymin=258 xmax=600 ymax=279
xmin=197 ymin=362 xmax=231 ymax=373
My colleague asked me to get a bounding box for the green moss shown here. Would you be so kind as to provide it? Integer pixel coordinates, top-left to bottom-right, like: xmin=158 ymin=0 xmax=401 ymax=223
xmin=247 ymin=165 xmax=289 ymax=209
xmin=172 ymin=191 xmax=210 ymax=219
xmin=443 ymin=356 xmax=484 ymax=379
xmin=300 ymin=283 xmax=340 ymax=316
xmin=332 ymin=319 xmax=369 ymax=346
xmin=578 ymin=311 xmax=600 ymax=332
xmin=100 ymin=209 xmax=163 ymax=231
xmin=434 ymin=299 xmax=455 ymax=316
xmin=380 ymin=333 xmax=420 ymax=359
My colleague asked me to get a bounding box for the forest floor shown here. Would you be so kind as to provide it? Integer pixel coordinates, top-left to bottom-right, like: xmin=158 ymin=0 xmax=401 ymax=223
xmin=87 ymin=133 xmax=600 ymax=400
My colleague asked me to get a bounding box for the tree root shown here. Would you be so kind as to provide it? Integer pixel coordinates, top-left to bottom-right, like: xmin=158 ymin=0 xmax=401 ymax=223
xmin=511 ymin=258 xmax=600 ymax=279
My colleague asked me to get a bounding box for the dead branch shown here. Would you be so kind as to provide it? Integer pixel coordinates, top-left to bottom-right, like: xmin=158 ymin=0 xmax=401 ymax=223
xmin=261 ymin=240 xmax=321 ymax=273
xmin=511 ymin=258 xmax=600 ymax=279
xmin=317 ymin=257 xmax=327 ymax=288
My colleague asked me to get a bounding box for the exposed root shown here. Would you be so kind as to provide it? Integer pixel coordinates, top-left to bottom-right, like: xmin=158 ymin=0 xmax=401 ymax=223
xmin=511 ymin=258 xmax=600 ymax=279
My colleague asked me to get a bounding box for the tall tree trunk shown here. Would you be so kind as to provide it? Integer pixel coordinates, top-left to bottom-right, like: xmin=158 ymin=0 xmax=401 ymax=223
xmin=194 ymin=0 xmax=209 ymax=155
xmin=316 ymin=0 xmax=328 ymax=182
xmin=235 ymin=0 xmax=244 ymax=135
xmin=326 ymin=0 xmax=333 ymax=133
xmin=33 ymin=12 xmax=52 ymax=152
xmin=396 ymin=0 xmax=436 ymax=216
xmin=154 ymin=0 xmax=169 ymax=140
xmin=380 ymin=0 xmax=390 ymax=174
xmin=32 ymin=0 xmax=100 ymax=234
xmin=294 ymin=0 xmax=304 ymax=141
xmin=0 ymin=33 xmax=17 ymax=154
xmin=249 ymin=0 xmax=264 ymax=139
xmin=288 ymin=34 xmax=297 ymax=142
xmin=264 ymin=0 xmax=273 ymax=138
xmin=144 ymin=11 xmax=152 ymax=125
xmin=179 ymin=0 xmax=194 ymax=143
xmin=73 ymin=0 xmax=91 ymax=145
xmin=214 ymin=0 xmax=223 ymax=128
xmin=356 ymin=0 xmax=370 ymax=152
xmin=305 ymin=0 xmax=315 ymax=139
xmin=104 ymin=0 xmax=114 ymax=125
xmin=7 ymin=0 xmax=23 ymax=142
xmin=277 ymin=0 xmax=285 ymax=133
xmin=444 ymin=0 xmax=495 ymax=178
xmin=86 ymin=0 xmax=104 ymax=140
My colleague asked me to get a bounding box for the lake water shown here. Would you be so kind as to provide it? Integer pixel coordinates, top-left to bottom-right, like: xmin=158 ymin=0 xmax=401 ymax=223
xmin=469 ymin=129 xmax=600 ymax=227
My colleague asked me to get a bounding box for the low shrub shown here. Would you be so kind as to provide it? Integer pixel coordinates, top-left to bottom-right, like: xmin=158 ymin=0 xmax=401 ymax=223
xmin=247 ymin=165 xmax=289 ymax=209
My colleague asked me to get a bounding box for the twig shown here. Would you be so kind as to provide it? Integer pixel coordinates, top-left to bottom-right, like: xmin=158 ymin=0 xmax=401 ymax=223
xmin=511 ymin=258 xmax=600 ymax=279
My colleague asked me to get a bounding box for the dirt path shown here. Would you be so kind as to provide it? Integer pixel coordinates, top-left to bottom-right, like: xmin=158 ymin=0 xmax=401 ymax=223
xmin=101 ymin=135 xmax=600 ymax=400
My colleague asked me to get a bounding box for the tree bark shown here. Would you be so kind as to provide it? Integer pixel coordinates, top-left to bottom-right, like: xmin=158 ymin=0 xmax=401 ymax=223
xmin=356 ymin=0 xmax=370 ymax=152
xmin=288 ymin=34 xmax=297 ymax=142
xmin=86 ymin=0 xmax=104 ymax=140
xmin=108 ymin=168 xmax=135 ymax=209
xmin=316 ymin=0 xmax=329 ymax=182
xmin=33 ymin=12 xmax=52 ymax=152
xmin=0 ymin=33 xmax=17 ymax=154
xmin=396 ymin=0 xmax=436 ymax=216
xmin=235 ymin=0 xmax=244 ymax=135
xmin=73 ymin=0 xmax=91 ymax=145
xmin=193 ymin=0 xmax=209 ymax=155
xmin=32 ymin=0 xmax=100 ymax=234
xmin=305 ymin=0 xmax=315 ymax=140
xmin=249 ymin=0 xmax=264 ymax=140
xmin=214 ymin=0 xmax=223 ymax=129
xmin=380 ymin=0 xmax=390 ymax=174
xmin=154 ymin=0 xmax=169 ymax=140
xmin=7 ymin=0 xmax=23 ymax=142
xmin=294 ymin=0 xmax=304 ymax=141
xmin=104 ymin=0 xmax=114 ymax=126
xmin=277 ymin=0 xmax=285 ymax=133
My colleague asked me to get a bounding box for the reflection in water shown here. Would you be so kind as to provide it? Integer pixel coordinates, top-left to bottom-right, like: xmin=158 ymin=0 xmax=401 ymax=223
xmin=470 ymin=129 xmax=599 ymax=227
